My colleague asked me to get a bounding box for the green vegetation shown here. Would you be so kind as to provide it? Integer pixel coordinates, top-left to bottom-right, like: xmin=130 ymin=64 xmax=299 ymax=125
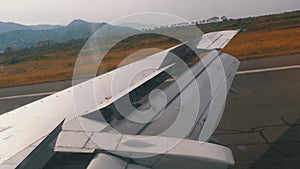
xmin=0 ymin=10 xmax=299 ymax=87
xmin=0 ymin=38 xmax=85 ymax=65
xmin=198 ymin=10 xmax=300 ymax=33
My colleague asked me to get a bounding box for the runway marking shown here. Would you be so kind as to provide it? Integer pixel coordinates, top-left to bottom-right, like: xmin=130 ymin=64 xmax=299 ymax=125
xmin=237 ymin=65 xmax=300 ymax=75
xmin=0 ymin=91 xmax=57 ymax=100
xmin=1 ymin=65 xmax=300 ymax=100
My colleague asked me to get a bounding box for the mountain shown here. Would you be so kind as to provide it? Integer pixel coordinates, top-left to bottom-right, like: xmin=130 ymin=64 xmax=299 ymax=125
xmin=28 ymin=24 xmax=63 ymax=30
xmin=67 ymin=19 xmax=90 ymax=26
xmin=0 ymin=20 xmax=139 ymax=50
xmin=0 ymin=22 xmax=29 ymax=34
xmin=118 ymin=22 xmax=157 ymax=30
xmin=0 ymin=21 xmax=62 ymax=34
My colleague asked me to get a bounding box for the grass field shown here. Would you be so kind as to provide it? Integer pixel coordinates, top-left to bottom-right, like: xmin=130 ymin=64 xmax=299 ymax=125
xmin=223 ymin=27 xmax=300 ymax=60
xmin=0 ymin=11 xmax=300 ymax=88
xmin=0 ymin=36 xmax=179 ymax=87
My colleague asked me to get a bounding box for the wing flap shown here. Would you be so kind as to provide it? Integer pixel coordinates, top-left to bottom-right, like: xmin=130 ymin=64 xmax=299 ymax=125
xmin=55 ymin=132 xmax=234 ymax=169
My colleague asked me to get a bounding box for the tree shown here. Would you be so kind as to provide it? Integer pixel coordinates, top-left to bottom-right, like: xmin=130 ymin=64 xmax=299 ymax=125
xmin=206 ymin=17 xmax=218 ymax=23
xmin=4 ymin=46 xmax=12 ymax=53
xmin=221 ymin=16 xmax=228 ymax=22
xmin=36 ymin=40 xmax=55 ymax=47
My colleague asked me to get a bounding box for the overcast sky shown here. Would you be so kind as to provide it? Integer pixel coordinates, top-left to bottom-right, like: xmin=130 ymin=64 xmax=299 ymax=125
xmin=0 ymin=0 xmax=299 ymax=25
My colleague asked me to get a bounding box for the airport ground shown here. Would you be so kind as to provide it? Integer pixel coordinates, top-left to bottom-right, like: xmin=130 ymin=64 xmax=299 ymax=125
xmin=215 ymin=54 xmax=300 ymax=169
xmin=0 ymin=54 xmax=300 ymax=169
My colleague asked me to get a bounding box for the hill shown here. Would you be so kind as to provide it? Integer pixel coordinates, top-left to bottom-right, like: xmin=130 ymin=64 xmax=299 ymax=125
xmin=0 ymin=22 xmax=29 ymax=34
xmin=0 ymin=21 xmax=62 ymax=34
xmin=118 ymin=22 xmax=157 ymax=30
xmin=0 ymin=20 xmax=139 ymax=50
xmin=198 ymin=10 xmax=300 ymax=33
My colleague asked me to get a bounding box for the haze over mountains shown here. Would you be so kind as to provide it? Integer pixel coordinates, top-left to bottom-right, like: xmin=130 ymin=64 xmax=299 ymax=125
xmin=118 ymin=22 xmax=157 ymax=30
xmin=0 ymin=21 xmax=62 ymax=34
xmin=0 ymin=19 xmax=139 ymax=50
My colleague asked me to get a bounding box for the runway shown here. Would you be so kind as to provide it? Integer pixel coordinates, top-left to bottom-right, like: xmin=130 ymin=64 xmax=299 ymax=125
xmin=0 ymin=54 xmax=300 ymax=169
xmin=0 ymin=80 xmax=71 ymax=114
xmin=215 ymin=54 xmax=300 ymax=169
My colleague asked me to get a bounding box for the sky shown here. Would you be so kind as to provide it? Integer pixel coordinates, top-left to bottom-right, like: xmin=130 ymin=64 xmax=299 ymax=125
xmin=0 ymin=0 xmax=299 ymax=25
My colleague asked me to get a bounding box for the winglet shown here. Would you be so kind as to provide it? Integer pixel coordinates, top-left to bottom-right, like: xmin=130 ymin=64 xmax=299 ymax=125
xmin=196 ymin=29 xmax=240 ymax=50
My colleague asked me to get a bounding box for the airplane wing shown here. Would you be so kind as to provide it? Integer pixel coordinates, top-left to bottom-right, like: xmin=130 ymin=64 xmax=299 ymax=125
xmin=0 ymin=30 xmax=240 ymax=169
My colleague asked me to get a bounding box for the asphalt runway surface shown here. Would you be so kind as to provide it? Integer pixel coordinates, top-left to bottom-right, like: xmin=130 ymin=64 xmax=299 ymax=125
xmin=1 ymin=54 xmax=300 ymax=169
xmin=215 ymin=54 xmax=300 ymax=169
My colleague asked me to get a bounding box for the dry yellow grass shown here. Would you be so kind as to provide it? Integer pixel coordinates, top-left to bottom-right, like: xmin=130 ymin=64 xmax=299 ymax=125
xmin=0 ymin=40 xmax=177 ymax=87
xmin=0 ymin=58 xmax=75 ymax=87
xmin=0 ymin=27 xmax=299 ymax=87
xmin=223 ymin=27 xmax=300 ymax=60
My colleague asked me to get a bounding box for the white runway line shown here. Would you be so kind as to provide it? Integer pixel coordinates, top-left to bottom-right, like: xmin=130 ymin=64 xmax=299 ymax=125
xmin=0 ymin=91 xmax=57 ymax=100
xmin=1 ymin=65 xmax=300 ymax=100
xmin=237 ymin=65 xmax=300 ymax=75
